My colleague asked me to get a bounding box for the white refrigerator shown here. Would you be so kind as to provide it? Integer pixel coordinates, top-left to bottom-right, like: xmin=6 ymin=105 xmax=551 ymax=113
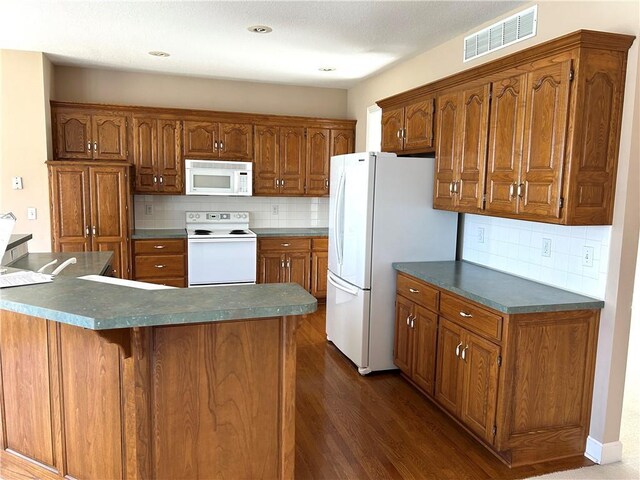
xmin=326 ymin=152 xmax=458 ymax=375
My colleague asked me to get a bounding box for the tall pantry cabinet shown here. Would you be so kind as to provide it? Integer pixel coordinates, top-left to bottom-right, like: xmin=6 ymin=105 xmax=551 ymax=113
xmin=48 ymin=162 xmax=132 ymax=278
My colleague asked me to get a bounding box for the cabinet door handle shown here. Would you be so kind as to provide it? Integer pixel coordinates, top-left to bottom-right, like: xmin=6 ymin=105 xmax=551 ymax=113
xmin=406 ymin=315 xmax=411 ymax=326
xmin=453 ymin=181 xmax=459 ymax=194
xmin=410 ymin=318 xmax=414 ymax=329
xmin=159 ymin=176 xmax=164 ymax=184
xmin=85 ymin=226 xmax=90 ymax=237
xmin=153 ymin=176 xmax=158 ymax=184
xmin=275 ymin=178 xmax=279 ymax=187
xmin=92 ymin=226 xmax=97 ymax=236
xmin=281 ymin=243 xmax=290 ymax=247
xmin=87 ymin=141 xmax=91 ymax=151
xmin=219 ymin=141 xmax=224 ymax=150
xmin=153 ymin=245 xmax=165 ymax=249
xmin=281 ymin=179 xmax=285 ymax=187
xmin=509 ymin=183 xmax=516 ymax=199
xmin=281 ymin=259 xmax=285 ymax=268
xmin=462 ymin=345 xmax=468 ymax=361
xmin=459 ymin=311 xmax=473 ymax=318
xmin=396 ymin=129 xmax=402 ymax=138
xmin=286 ymin=259 xmax=291 ymax=269
xmin=154 ymin=264 xmax=166 ymax=268
xmin=517 ymin=183 xmax=524 ymax=198
xmin=449 ymin=182 xmax=454 ymax=195
xmin=409 ymin=288 xmax=419 ymax=293
xmin=455 ymin=341 xmax=463 ymax=357
xmin=93 ymin=141 xmax=97 ymax=152
xmin=214 ymin=140 xmax=218 ymax=150
xmin=325 ymin=178 xmax=329 ymax=189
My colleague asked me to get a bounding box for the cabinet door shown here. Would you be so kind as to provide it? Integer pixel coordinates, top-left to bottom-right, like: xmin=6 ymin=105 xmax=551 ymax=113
xmin=433 ymin=92 xmax=460 ymax=210
xmin=485 ymin=73 xmax=526 ymax=215
xmin=92 ymin=114 xmax=128 ymax=161
xmin=404 ymin=98 xmax=435 ymax=150
xmin=330 ymin=129 xmax=355 ymax=157
xmin=519 ymin=60 xmax=572 ymax=219
xmin=55 ymin=112 xmax=93 ymax=159
xmin=279 ymin=127 xmax=306 ymax=195
xmin=381 ymin=108 xmax=403 ymax=152
xmin=258 ymin=252 xmax=284 ymax=284
xmin=457 ymin=84 xmax=491 ymax=212
xmin=286 ymin=252 xmax=311 ymax=291
xmin=132 ymin=117 xmax=157 ymax=192
xmin=459 ymin=331 xmax=500 ymax=444
xmin=219 ymin=123 xmax=253 ymax=160
xmin=411 ymin=306 xmax=438 ymax=395
xmin=157 ymin=120 xmax=183 ymax=194
xmin=49 ymin=165 xmax=91 ymax=252
xmin=89 ymin=166 xmax=130 ymax=279
xmin=311 ymin=250 xmax=328 ymax=299
xmin=435 ymin=318 xmax=464 ymax=416
xmin=183 ymin=121 xmax=218 ymax=158
xmin=393 ymin=296 xmax=414 ymax=375
xmin=254 ymin=125 xmax=280 ymax=195
xmin=306 ymin=128 xmax=330 ymax=196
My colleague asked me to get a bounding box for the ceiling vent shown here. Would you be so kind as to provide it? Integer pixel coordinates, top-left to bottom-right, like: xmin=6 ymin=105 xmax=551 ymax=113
xmin=464 ymin=5 xmax=537 ymax=62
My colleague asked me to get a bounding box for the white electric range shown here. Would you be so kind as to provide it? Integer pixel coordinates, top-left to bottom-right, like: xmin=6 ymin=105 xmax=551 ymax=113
xmin=185 ymin=211 xmax=257 ymax=287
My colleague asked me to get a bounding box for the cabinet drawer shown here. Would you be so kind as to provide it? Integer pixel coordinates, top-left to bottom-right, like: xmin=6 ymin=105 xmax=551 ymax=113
xmin=140 ymin=277 xmax=186 ymax=288
xmin=312 ymin=238 xmax=328 ymax=250
xmin=259 ymin=238 xmax=311 ymax=251
xmin=396 ymin=273 xmax=438 ymax=311
xmin=135 ymin=255 xmax=185 ymax=279
xmin=440 ymin=293 xmax=503 ymax=342
xmin=134 ymin=239 xmax=185 ymax=255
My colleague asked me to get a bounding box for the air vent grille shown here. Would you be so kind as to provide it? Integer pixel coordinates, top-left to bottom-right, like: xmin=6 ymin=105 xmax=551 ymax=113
xmin=464 ymin=5 xmax=538 ymax=62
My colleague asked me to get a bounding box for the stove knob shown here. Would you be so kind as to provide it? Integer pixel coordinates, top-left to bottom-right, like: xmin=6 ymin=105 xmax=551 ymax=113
xmin=195 ymin=214 xmax=200 ymax=219
xmin=188 ymin=213 xmax=194 ymax=219
xmin=242 ymin=213 xmax=247 ymax=219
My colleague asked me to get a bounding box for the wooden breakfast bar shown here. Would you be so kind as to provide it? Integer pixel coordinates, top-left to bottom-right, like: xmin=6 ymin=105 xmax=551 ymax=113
xmin=0 ymin=258 xmax=316 ymax=480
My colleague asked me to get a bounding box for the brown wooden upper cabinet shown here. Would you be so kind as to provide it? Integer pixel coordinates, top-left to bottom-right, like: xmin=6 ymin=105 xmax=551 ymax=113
xmin=55 ymin=109 xmax=129 ymax=161
xmin=305 ymin=128 xmax=355 ymax=196
xmin=254 ymin=125 xmax=306 ymax=195
xmin=381 ymin=97 xmax=435 ymax=154
xmin=132 ymin=116 xmax=183 ymax=194
xmin=183 ymin=121 xmax=253 ymax=160
xmin=379 ymin=30 xmax=635 ymax=225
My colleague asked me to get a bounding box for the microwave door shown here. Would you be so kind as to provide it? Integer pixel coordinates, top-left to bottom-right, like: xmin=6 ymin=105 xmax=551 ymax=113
xmin=190 ymin=169 xmax=233 ymax=194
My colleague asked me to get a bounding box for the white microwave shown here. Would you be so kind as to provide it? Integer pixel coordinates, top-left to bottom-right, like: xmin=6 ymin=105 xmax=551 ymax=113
xmin=185 ymin=160 xmax=252 ymax=196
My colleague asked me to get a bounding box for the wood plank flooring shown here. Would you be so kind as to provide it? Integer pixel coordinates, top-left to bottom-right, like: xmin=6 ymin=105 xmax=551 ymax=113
xmin=295 ymin=305 xmax=594 ymax=480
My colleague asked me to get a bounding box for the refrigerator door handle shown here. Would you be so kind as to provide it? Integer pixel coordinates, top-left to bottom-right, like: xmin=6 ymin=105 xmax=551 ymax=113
xmin=328 ymin=272 xmax=359 ymax=296
xmin=335 ymin=171 xmax=346 ymax=266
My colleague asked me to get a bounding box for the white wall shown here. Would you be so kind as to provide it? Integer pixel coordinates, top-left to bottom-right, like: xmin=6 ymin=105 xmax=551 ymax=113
xmin=134 ymin=195 xmax=328 ymax=230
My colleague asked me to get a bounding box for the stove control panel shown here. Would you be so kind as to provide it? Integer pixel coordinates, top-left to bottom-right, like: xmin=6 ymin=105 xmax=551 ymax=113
xmin=186 ymin=211 xmax=250 ymax=224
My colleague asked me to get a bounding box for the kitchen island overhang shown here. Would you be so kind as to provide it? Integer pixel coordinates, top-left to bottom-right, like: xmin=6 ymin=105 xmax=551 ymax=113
xmin=0 ymin=275 xmax=316 ymax=480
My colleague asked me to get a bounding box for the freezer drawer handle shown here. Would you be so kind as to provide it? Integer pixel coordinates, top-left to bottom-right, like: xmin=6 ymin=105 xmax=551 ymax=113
xmin=328 ymin=273 xmax=359 ymax=296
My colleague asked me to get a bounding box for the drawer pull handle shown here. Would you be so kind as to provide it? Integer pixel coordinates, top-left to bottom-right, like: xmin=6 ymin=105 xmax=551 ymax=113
xmin=455 ymin=341 xmax=463 ymax=357
xmin=154 ymin=245 xmax=165 ymax=249
xmin=281 ymin=243 xmax=290 ymax=247
xmin=408 ymin=288 xmax=419 ymax=293
xmin=459 ymin=311 xmax=473 ymax=318
xmin=154 ymin=264 xmax=166 ymax=268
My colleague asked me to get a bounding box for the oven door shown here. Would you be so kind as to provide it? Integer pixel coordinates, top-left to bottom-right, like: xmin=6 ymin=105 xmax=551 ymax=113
xmin=188 ymin=238 xmax=257 ymax=286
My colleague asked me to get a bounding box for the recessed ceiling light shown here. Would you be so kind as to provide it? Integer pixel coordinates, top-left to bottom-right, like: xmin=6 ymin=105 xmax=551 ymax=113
xmin=248 ymin=25 xmax=273 ymax=34
xmin=148 ymin=51 xmax=170 ymax=57
xmin=318 ymin=67 xmax=336 ymax=72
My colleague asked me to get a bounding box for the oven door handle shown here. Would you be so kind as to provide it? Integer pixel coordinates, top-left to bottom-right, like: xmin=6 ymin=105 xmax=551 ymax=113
xmin=188 ymin=238 xmax=256 ymax=243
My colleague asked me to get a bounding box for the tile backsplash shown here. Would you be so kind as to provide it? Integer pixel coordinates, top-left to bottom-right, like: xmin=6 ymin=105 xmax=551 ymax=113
xmin=462 ymin=214 xmax=611 ymax=299
xmin=134 ymin=195 xmax=329 ymax=229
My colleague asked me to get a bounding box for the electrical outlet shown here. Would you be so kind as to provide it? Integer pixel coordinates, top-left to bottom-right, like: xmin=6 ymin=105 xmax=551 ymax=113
xmin=477 ymin=227 xmax=485 ymax=244
xmin=583 ymin=246 xmax=594 ymax=267
xmin=272 ymin=205 xmax=279 ymax=216
xmin=27 ymin=207 xmax=37 ymax=220
xmin=542 ymin=238 xmax=552 ymax=257
xmin=145 ymin=205 xmax=153 ymax=215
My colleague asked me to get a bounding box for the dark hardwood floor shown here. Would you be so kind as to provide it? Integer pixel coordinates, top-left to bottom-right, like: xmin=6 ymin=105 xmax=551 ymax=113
xmin=294 ymin=305 xmax=594 ymax=480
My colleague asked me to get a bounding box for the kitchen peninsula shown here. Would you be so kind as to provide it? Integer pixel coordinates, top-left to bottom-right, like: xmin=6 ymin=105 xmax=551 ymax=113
xmin=0 ymin=258 xmax=316 ymax=480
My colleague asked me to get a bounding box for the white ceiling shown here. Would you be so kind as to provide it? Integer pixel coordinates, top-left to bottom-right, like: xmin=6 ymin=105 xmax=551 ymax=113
xmin=0 ymin=1 xmax=522 ymax=89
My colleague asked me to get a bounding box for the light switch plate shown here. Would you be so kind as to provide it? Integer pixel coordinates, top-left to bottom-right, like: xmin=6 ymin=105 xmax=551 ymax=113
xmin=27 ymin=207 xmax=37 ymax=220
xmin=12 ymin=176 xmax=23 ymax=190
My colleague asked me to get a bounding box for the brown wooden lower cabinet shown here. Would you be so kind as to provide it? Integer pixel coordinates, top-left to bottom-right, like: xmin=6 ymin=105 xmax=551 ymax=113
xmin=394 ymin=272 xmax=600 ymax=467
xmin=258 ymin=236 xmax=328 ymax=300
xmin=133 ymin=238 xmax=187 ymax=287
xmin=0 ymin=310 xmax=298 ymax=480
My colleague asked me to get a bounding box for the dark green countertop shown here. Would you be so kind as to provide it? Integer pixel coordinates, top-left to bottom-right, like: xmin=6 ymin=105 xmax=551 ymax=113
xmin=252 ymin=228 xmax=328 ymax=237
xmin=9 ymin=252 xmax=113 ymax=276
xmin=131 ymin=229 xmax=187 ymax=239
xmin=7 ymin=233 xmax=32 ymax=250
xmin=393 ymin=261 xmax=604 ymax=314
xmin=0 ymin=276 xmax=317 ymax=330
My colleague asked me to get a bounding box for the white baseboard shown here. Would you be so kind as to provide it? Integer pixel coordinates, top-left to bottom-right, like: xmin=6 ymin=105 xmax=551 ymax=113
xmin=585 ymin=436 xmax=623 ymax=464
